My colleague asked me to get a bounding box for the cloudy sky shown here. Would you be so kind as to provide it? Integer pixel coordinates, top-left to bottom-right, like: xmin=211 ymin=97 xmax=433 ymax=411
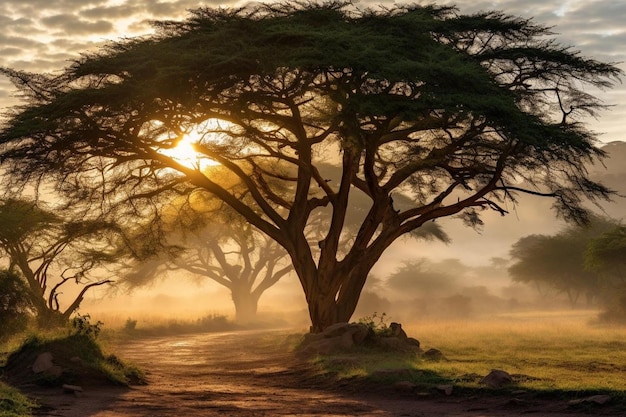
xmin=0 ymin=0 xmax=624 ymax=269
xmin=1 ymin=0 xmax=624 ymax=143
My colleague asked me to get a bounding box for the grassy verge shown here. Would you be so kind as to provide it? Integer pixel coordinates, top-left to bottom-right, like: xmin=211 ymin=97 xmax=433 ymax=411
xmin=0 ymin=382 xmax=34 ymax=417
xmin=311 ymin=310 xmax=626 ymax=405
xmin=3 ymin=333 xmax=145 ymax=387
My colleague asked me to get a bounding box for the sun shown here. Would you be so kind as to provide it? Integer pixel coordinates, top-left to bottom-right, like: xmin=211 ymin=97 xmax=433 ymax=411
xmin=162 ymin=120 xmax=225 ymax=169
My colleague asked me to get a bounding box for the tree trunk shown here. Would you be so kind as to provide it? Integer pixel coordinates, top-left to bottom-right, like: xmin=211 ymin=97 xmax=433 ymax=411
xmin=306 ymin=269 xmax=369 ymax=333
xmin=307 ymin=293 xmax=350 ymax=333
xmin=231 ymin=289 xmax=260 ymax=324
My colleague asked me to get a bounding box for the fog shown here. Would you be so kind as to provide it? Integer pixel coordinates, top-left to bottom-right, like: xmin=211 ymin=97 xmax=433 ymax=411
xmin=74 ymin=143 xmax=626 ymax=332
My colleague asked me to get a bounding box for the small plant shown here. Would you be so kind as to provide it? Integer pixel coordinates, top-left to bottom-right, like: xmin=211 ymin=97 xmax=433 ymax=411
xmin=358 ymin=312 xmax=392 ymax=337
xmin=69 ymin=313 xmax=103 ymax=339
xmin=123 ymin=318 xmax=137 ymax=332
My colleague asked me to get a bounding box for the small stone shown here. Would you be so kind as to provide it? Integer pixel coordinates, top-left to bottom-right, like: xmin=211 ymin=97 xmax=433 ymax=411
xmin=62 ymin=384 xmax=83 ymax=393
xmin=394 ymin=380 xmax=416 ymax=392
xmin=480 ymin=370 xmax=512 ymax=388
xmin=422 ymin=348 xmax=445 ymax=361
xmin=568 ymin=395 xmax=612 ymax=407
xmin=436 ymin=384 xmax=453 ymax=396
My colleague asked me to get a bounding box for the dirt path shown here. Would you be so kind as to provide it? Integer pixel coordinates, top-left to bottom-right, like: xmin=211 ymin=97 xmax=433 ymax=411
xmin=24 ymin=329 xmax=620 ymax=416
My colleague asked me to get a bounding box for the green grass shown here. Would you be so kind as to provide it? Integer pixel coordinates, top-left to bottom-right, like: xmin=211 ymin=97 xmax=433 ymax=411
xmin=314 ymin=310 xmax=626 ymax=400
xmin=0 ymin=382 xmax=34 ymax=417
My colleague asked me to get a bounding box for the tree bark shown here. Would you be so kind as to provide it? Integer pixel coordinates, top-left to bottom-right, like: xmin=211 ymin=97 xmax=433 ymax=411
xmin=231 ymin=289 xmax=260 ymax=324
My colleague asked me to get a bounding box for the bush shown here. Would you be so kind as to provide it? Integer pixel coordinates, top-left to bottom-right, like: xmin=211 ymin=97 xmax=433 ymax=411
xmin=0 ymin=270 xmax=34 ymax=341
xmin=69 ymin=313 xmax=103 ymax=339
xmin=358 ymin=312 xmax=393 ymax=339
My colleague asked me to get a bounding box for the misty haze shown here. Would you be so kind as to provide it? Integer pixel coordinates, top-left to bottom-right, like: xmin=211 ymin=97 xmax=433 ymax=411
xmin=1 ymin=2 xmax=625 ymax=416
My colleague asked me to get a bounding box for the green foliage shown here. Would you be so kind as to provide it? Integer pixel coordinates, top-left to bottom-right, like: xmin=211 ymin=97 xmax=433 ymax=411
xmin=358 ymin=312 xmax=392 ymax=338
xmin=0 ymin=270 xmax=34 ymax=341
xmin=115 ymin=313 xmax=234 ymax=338
xmin=69 ymin=313 xmax=103 ymax=340
xmin=3 ymin=330 xmax=145 ymax=387
xmin=509 ymin=216 xmax=619 ymax=306
xmin=0 ymin=199 xmax=121 ymax=327
xmin=0 ymin=381 xmax=34 ymax=417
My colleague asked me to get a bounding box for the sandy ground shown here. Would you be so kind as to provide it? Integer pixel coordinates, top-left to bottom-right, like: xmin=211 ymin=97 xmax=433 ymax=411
xmin=22 ymin=329 xmax=622 ymax=416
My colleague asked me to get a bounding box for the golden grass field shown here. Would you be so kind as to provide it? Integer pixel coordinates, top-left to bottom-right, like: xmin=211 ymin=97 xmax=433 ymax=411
xmin=343 ymin=309 xmax=626 ymax=392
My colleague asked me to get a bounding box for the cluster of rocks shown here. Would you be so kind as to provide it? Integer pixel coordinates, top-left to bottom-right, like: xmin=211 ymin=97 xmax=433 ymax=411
xmin=297 ymin=321 xmax=435 ymax=357
xmin=30 ymin=351 xmax=85 ymax=394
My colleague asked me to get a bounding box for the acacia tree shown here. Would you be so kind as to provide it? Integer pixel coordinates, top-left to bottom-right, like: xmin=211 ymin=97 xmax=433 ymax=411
xmin=125 ymin=196 xmax=293 ymax=323
xmin=0 ymin=3 xmax=621 ymax=331
xmin=509 ymin=217 xmax=618 ymax=306
xmin=0 ymin=199 xmax=120 ymax=326
xmin=585 ymin=226 xmax=626 ymax=280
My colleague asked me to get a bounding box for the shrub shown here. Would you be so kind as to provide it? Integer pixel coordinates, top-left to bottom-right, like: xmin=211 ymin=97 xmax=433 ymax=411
xmin=69 ymin=313 xmax=103 ymax=339
xmin=0 ymin=270 xmax=34 ymax=341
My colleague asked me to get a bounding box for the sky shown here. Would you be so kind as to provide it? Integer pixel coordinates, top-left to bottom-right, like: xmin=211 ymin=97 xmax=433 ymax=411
xmin=0 ymin=0 xmax=624 ymax=267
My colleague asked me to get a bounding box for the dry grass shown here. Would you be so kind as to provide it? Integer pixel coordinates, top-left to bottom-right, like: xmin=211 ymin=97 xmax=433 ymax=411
xmin=400 ymin=310 xmax=626 ymax=391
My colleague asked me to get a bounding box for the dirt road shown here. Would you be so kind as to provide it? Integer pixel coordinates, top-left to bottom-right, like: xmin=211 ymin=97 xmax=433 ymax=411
xmin=24 ymin=329 xmax=620 ymax=416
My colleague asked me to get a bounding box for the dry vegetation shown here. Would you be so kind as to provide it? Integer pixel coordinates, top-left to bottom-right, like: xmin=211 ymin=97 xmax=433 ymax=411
xmin=315 ymin=310 xmax=626 ymax=396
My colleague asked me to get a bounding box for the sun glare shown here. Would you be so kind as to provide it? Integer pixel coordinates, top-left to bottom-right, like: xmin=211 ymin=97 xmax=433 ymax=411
xmin=162 ymin=119 xmax=228 ymax=169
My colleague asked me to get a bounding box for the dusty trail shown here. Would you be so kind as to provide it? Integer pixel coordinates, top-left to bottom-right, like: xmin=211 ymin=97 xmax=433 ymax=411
xmin=24 ymin=329 xmax=619 ymax=416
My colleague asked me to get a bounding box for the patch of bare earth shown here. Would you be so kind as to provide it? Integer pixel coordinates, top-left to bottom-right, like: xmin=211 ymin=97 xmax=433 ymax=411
xmin=20 ymin=329 xmax=622 ymax=416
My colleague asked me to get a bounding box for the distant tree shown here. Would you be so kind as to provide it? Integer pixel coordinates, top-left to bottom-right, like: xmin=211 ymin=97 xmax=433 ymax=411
xmin=585 ymin=225 xmax=626 ymax=321
xmin=509 ymin=217 xmax=618 ymax=306
xmin=585 ymin=225 xmax=626 ymax=279
xmin=387 ymin=258 xmax=463 ymax=298
xmin=0 ymin=269 xmax=34 ymax=339
xmin=125 ymin=196 xmax=292 ymax=323
xmin=0 ymin=3 xmax=621 ymax=331
xmin=0 ymin=199 xmax=121 ymax=326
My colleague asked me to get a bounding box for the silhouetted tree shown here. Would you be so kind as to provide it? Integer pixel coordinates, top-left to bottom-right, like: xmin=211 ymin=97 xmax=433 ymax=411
xmin=0 ymin=199 xmax=121 ymax=326
xmin=585 ymin=225 xmax=626 ymax=321
xmin=125 ymin=196 xmax=292 ymax=323
xmin=0 ymin=3 xmax=621 ymax=331
xmin=509 ymin=217 xmax=618 ymax=306
xmin=585 ymin=225 xmax=626 ymax=279
xmin=387 ymin=258 xmax=462 ymax=298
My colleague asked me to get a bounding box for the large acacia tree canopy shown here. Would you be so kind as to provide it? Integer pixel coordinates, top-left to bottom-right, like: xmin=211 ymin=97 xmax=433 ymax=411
xmin=0 ymin=2 xmax=622 ymax=330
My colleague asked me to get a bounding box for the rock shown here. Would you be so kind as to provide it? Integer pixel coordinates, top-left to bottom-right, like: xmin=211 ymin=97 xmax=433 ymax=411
xmin=436 ymin=384 xmax=454 ymax=396
xmin=298 ymin=323 xmax=371 ymax=356
xmin=32 ymin=352 xmax=54 ymax=374
xmin=568 ymin=394 xmax=611 ymax=406
xmin=422 ymin=348 xmax=445 ymax=361
xmin=62 ymin=384 xmax=84 ymax=397
xmin=394 ymin=380 xmax=416 ymax=392
xmin=70 ymin=356 xmax=83 ymax=364
xmin=351 ymin=324 xmax=369 ymax=344
xmin=45 ymin=365 xmax=63 ymax=377
xmin=406 ymin=337 xmax=421 ymax=349
xmin=480 ymin=370 xmax=512 ymax=388
xmin=62 ymin=384 xmax=83 ymax=393
xmin=378 ymin=337 xmax=406 ymax=350
xmin=389 ymin=322 xmax=408 ymax=340
xmin=323 ymin=322 xmax=353 ymax=338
